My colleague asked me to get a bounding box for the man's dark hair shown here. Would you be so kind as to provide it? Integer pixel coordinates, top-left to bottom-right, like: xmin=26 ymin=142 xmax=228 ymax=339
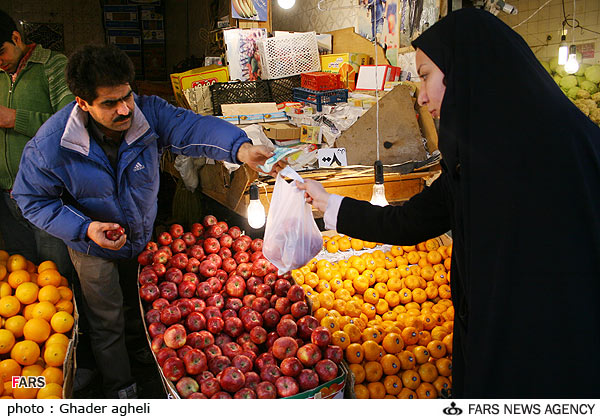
xmin=0 ymin=10 xmax=18 ymax=45
xmin=66 ymin=44 xmax=135 ymax=103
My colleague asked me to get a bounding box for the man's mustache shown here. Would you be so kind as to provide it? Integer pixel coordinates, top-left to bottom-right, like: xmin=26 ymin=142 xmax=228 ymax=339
xmin=113 ymin=112 xmax=132 ymax=123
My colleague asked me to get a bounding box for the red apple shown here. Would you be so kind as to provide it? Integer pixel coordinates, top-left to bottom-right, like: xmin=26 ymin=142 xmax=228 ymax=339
xmin=183 ymin=348 xmax=208 ymax=375
xmin=199 ymin=259 xmax=217 ymax=277
xmin=274 ymin=279 xmax=292 ymax=297
xmin=206 ymin=224 xmax=223 ymax=239
xmin=275 ymin=376 xmax=299 ymax=398
xmin=177 ymin=345 xmax=193 ymax=359
xmin=148 ymin=322 xmax=166 ymax=339
xmin=256 ymin=381 xmax=276 ymax=399
xmin=311 ymin=327 xmax=332 ymax=348
xmin=241 ymin=309 xmax=263 ymax=331
xmin=151 ymin=262 xmax=167 ymax=277
xmin=250 ymin=238 xmax=263 ymax=252
xmin=170 ymin=253 xmax=188 ymax=270
xmin=190 ymin=298 xmax=206 ymax=313
xmin=315 ymin=359 xmax=338 ymax=383
xmin=164 ymin=267 xmax=183 ymax=284
xmin=249 ymin=326 xmax=267 ymax=345
xmin=209 ymin=355 xmax=231 ymax=375
xmin=246 ymin=276 xmax=262 ymax=294
xmin=224 ymin=297 xmax=243 ymax=312
xmin=160 ymin=305 xmax=181 ymax=325
xmin=164 ymin=324 xmax=187 ymax=349
xmin=158 ymin=246 xmax=173 ymax=258
xmin=219 ymin=367 xmax=245 ymax=392
xmin=222 ymin=257 xmax=237 ymax=273
xmin=222 ymin=309 xmax=237 ymax=320
xmin=211 ymin=391 xmax=231 ymax=399
xmin=145 ymin=309 xmax=161 ymax=324
xmin=236 ymin=263 xmax=252 ymax=280
xmin=234 ymin=388 xmax=256 ymax=399
xmin=255 ymin=283 xmax=272 ymax=299
xmin=280 ymin=357 xmax=303 ymax=377
xmin=276 ymin=318 xmax=298 ymax=338
xmin=152 ymin=297 xmax=169 ymax=311
xmin=105 ymin=226 xmax=125 ymax=241
xmin=263 ymin=273 xmax=277 ymax=287
xmin=251 ymin=297 xmax=270 ymax=313
xmin=262 ymin=308 xmax=280 ymax=329
xmin=185 ymin=311 xmax=206 ymax=332
xmin=200 ymin=377 xmax=220 ymax=397
xmin=242 ymin=294 xmax=256 ymax=308
xmin=219 ymin=234 xmax=233 ymax=249
xmin=287 ymin=284 xmax=304 ymax=303
xmin=188 ymin=244 xmax=205 ymax=260
xmin=206 ymin=294 xmax=225 ymax=310
xmin=203 ymin=306 xmax=222 ymax=319
xmin=146 ymin=241 xmax=159 ymax=252
xmin=217 ymin=221 xmax=228 ymax=233
xmin=203 ymin=215 xmax=218 ymax=228
xmin=241 ymin=341 xmax=259 ymax=355
xmin=233 ymin=251 xmax=250 ymax=264
xmin=188 ymin=392 xmax=207 ymax=399
xmin=255 ymin=352 xmax=276 ymax=371
xmin=297 ymin=316 xmax=319 ymax=340
xmin=250 ymin=251 xmax=264 ymax=263
xmin=207 ymin=277 xmax=222 ymax=293
xmin=162 ymin=356 xmax=185 ymax=381
xmin=324 ymin=345 xmax=344 ymax=364
xmin=171 ymin=238 xmax=186 ymax=254
xmin=195 ymin=370 xmax=214 ymax=385
xmin=176 ymin=376 xmax=199 ymax=398
xmin=275 ymin=297 xmax=291 ymax=315
xmin=215 ymin=333 xmax=233 ymax=348
xmin=203 ymin=237 xmax=220 ymax=254
xmin=298 ymin=369 xmax=320 ymax=391
xmin=260 ymin=364 xmax=282 ymax=384
xmin=169 ymin=223 xmax=184 ymax=239
xmin=139 ymin=283 xmax=160 ymax=303
xmin=186 ymin=257 xmax=201 ymax=273
xmin=290 ymin=301 xmax=309 ymax=319
xmin=182 ymin=232 xmax=196 ymax=247
xmin=196 ymin=282 xmax=212 ymax=299
xmin=272 ymin=336 xmax=299 ymax=360
xmin=223 ymin=317 xmax=244 ymax=338
xmin=296 ymin=343 xmax=322 ymax=367
xmin=155 ymin=347 xmax=176 ymax=366
xmin=231 ymin=355 xmax=252 ymax=374
xmin=222 ymin=342 xmax=243 ymax=359
xmin=266 ymin=332 xmax=278 ymax=348
xmin=178 ymin=280 xmax=196 ymax=299
xmin=158 ymin=232 xmax=173 ymax=246
xmin=207 ymin=316 xmax=224 ymax=334
xmin=218 ymin=247 xmax=232 ymax=259
xmin=195 ymin=330 xmax=214 ymax=349
xmin=228 ymin=226 xmax=241 ymax=239
xmin=225 ymin=276 xmax=246 ymax=298
xmin=182 ymin=272 xmax=199 ymax=285
xmin=137 ymin=250 xmax=154 ymax=266
xmin=191 ymin=223 xmax=204 ymax=238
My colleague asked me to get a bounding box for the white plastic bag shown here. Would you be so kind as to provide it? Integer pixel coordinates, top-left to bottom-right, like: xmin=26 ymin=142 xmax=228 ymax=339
xmin=263 ymin=167 xmax=323 ymax=274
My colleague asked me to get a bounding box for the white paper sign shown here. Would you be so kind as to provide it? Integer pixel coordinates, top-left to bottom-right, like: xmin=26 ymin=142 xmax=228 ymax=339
xmin=318 ymin=148 xmax=348 ymax=168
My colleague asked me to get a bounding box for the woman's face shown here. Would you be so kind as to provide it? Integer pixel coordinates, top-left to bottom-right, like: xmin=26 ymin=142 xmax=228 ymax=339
xmin=415 ymin=48 xmax=446 ymax=118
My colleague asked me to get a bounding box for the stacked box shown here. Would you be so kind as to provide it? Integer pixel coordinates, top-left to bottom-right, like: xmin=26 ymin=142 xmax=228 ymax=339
xmin=320 ymin=53 xmax=369 ymax=91
xmin=104 ymin=5 xmax=143 ymax=79
xmin=140 ymin=5 xmax=166 ymax=81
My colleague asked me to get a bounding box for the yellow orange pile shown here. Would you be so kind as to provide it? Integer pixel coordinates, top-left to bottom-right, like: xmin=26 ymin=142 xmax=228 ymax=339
xmin=0 ymin=251 xmax=74 ymax=399
xmin=292 ymin=236 xmax=453 ymax=399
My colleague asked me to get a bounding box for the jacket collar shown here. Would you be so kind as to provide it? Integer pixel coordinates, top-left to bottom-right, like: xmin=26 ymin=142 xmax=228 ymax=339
xmin=60 ymin=100 xmax=150 ymax=156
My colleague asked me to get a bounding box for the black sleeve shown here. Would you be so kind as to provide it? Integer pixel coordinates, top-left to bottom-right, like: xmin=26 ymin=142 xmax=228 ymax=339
xmin=336 ymin=173 xmax=452 ymax=245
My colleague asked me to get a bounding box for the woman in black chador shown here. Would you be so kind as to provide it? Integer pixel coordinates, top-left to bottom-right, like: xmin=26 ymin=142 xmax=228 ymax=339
xmin=298 ymin=8 xmax=600 ymax=398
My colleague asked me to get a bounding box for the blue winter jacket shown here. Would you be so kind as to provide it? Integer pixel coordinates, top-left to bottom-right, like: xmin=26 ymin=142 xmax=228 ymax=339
xmin=12 ymin=94 xmax=250 ymax=260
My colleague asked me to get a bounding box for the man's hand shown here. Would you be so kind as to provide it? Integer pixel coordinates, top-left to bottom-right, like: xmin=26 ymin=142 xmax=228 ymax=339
xmin=0 ymin=106 xmax=16 ymax=129
xmin=237 ymin=143 xmax=286 ymax=176
xmin=87 ymin=221 xmax=127 ymax=250
xmin=296 ymin=179 xmax=331 ymax=212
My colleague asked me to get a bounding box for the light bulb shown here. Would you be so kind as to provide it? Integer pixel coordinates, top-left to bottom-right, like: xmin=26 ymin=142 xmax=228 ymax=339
xmin=369 ymin=160 xmax=389 ymax=207
xmin=277 ymin=0 xmax=296 ymax=9
xmin=564 ymin=45 xmax=579 ymax=74
xmin=558 ymin=35 xmax=568 ymax=66
xmin=247 ymin=184 xmax=266 ymax=229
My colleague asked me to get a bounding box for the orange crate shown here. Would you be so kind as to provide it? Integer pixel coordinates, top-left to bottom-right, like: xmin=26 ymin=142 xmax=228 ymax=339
xmin=301 ymin=72 xmax=342 ymax=91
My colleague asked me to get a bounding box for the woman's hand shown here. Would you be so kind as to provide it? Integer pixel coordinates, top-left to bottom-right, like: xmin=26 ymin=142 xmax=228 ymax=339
xmin=296 ymin=179 xmax=331 ymax=212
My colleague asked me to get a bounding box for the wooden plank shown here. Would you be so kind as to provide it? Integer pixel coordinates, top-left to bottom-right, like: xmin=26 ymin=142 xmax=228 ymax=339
xmin=327 ymin=27 xmax=388 ymax=65
xmin=336 ymin=85 xmax=427 ymax=165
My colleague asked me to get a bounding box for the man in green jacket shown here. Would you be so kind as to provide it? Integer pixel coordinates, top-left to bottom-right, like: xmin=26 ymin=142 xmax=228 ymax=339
xmin=0 ymin=10 xmax=75 ymax=273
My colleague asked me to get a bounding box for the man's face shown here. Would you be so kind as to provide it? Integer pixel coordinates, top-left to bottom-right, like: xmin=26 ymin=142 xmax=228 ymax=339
xmin=77 ymin=84 xmax=135 ymax=133
xmin=0 ymin=32 xmax=25 ymax=73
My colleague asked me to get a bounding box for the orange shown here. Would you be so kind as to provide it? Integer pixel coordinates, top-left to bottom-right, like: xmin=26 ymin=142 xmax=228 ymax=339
xmin=426 ymin=251 xmax=442 ymax=265
xmin=362 ymin=327 xmax=383 ymax=344
xmin=435 ymin=357 xmax=452 ymax=377
xmin=413 ymin=346 xmax=431 ymax=364
xmin=4 ymin=315 xmax=26 ymax=338
xmin=382 ymin=311 xmax=396 ymax=321
xmin=51 ymin=311 xmax=74 ymax=334
xmin=367 ymin=381 xmax=386 ymax=399
xmin=0 ymin=295 xmax=20 ymax=317
xmin=3 ymin=380 xmax=12 ymax=395
xmin=43 ymin=343 xmax=67 ymax=367
xmin=438 ymin=284 xmax=451 ymax=299
xmin=362 ymin=269 xmax=375 ymax=285
xmin=433 ymin=376 xmax=451 ymax=395
xmin=0 ymin=250 xmax=8 ymax=262
xmin=22 ymin=303 xmax=36 ymax=320
xmin=329 ymin=277 xmax=343 ymax=292
xmin=383 ymin=375 xmax=403 ymax=396
xmin=57 ymin=286 xmax=73 ymax=301
xmin=314 ymin=307 xmax=328 ymax=322
xmin=343 ymin=323 xmax=362 ymax=343
xmin=331 ymin=330 xmax=350 ymax=349
xmin=46 ymin=333 xmax=70 ymax=349
xmin=443 ymin=333 xmax=453 ymax=355
xmin=332 ymin=299 xmax=346 ymax=315
xmin=55 ymin=300 xmax=74 ymax=315
xmin=304 ymin=272 xmax=319 ymax=288
xmin=0 ymin=329 xmax=15 ymax=354
xmin=15 ymin=282 xmax=39 ymax=305
xmin=398 ymin=288 xmax=412 ymax=304
xmin=38 ymin=285 xmax=61 ymax=304
xmin=0 ymin=359 xmax=21 ymax=382
xmin=317 ymin=291 xmax=335 ymax=310
xmin=345 ymin=343 xmax=365 ymax=364
xmin=325 ymin=240 xmax=339 ymax=253
xmin=391 ymin=245 xmax=404 ymax=256
xmin=416 ymin=382 xmax=437 ymax=399
xmin=364 ymin=361 xmax=383 ymax=382
xmin=418 ymin=362 xmax=439 ymax=383
xmin=37 ymin=382 xmax=63 ymax=399
xmin=11 ymin=340 xmax=40 ymax=366
xmin=382 ymin=332 xmax=404 ymax=354
xmin=352 ymin=275 xmax=369 ymax=294
xmin=363 ymin=288 xmax=379 ymax=305
xmin=401 ymin=369 xmax=421 ymax=389
xmin=0 ymin=265 xmax=6 ymax=281
xmin=350 ymin=238 xmax=364 ymax=251
xmin=401 ymin=327 xmax=419 ymax=345
xmin=321 ymin=315 xmax=340 ymax=333
xmin=6 ymin=254 xmax=27 ymax=273
xmin=361 ymin=303 xmax=377 ymax=319
xmin=444 ymin=257 xmax=452 ymax=271
xmin=398 ymin=387 xmax=417 ymax=399
xmin=362 ymin=340 xmax=383 ymax=361
xmin=387 ymin=276 xmax=402 ymax=292
xmin=342 ymin=280 xmax=355 ymax=296
xmin=349 ymin=363 xmax=365 ymax=384
xmin=0 ymin=282 xmax=11 ymax=298
xmin=380 ymin=354 xmax=401 ymax=375
xmin=373 ymin=282 xmax=388 ymax=296
xmin=417 ymin=331 xmax=433 ymax=347
xmin=427 ymin=340 xmax=447 ymax=359
xmin=350 ymin=257 xmax=366 ymax=273
xmin=42 ymin=367 xmax=64 ymax=385
xmin=354 ymin=383 xmax=369 ymax=399
xmin=23 ymin=318 xmax=51 ymax=343
xmin=8 ymin=270 xmax=31 ymax=289
xmin=431 ymin=325 xmax=449 ymax=341
xmin=12 ymin=385 xmax=38 ymax=399
xmin=412 ymin=288 xmax=427 ymax=304
xmin=398 ymin=350 xmax=416 ymax=370
xmin=425 ymin=284 xmax=439 ymax=300
xmin=22 ymin=364 xmax=44 ymax=377
xmin=375 ymin=299 xmax=389 ymax=316
xmin=397 ymin=261 xmax=410 ymax=274
xmin=433 ymin=271 xmax=448 ymax=286
xmin=337 ymin=236 xmax=351 ymax=251
xmin=37 ymin=261 xmax=57 ymax=274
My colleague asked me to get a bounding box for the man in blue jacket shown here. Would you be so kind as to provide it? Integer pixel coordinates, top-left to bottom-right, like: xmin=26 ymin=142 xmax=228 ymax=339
xmin=12 ymin=45 xmax=276 ymax=398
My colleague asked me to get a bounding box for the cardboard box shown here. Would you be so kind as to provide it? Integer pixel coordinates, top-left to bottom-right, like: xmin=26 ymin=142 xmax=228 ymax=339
xmin=170 ymin=65 xmax=229 ymax=108
xmin=260 ymin=122 xmax=301 ymax=141
xmin=320 ymin=53 xmax=369 ymax=91
xmin=107 ymin=29 xmax=141 ymax=51
xmin=104 ymin=5 xmax=139 ymax=28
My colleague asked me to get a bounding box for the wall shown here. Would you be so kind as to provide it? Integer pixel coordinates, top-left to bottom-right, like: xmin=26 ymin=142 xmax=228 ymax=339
xmin=498 ymin=0 xmax=600 ymax=64
xmin=0 ymin=0 xmax=105 ymax=56
xmin=273 ymin=0 xmax=358 ymax=33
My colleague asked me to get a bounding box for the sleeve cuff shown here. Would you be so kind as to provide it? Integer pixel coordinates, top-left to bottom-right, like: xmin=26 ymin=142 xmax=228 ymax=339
xmin=14 ymin=109 xmax=30 ymax=136
xmin=77 ymin=220 xmax=92 ymax=242
xmin=324 ymin=194 xmax=344 ymax=231
xmin=231 ymin=135 xmax=252 ymax=165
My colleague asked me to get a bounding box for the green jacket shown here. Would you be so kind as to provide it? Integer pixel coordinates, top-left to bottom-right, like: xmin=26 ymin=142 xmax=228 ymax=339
xmin=0 ymin=44 xmax=74 ymax=190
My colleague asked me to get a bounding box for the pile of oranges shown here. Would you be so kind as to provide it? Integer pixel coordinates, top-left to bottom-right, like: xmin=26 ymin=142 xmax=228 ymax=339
xmin=291 ymin=235 xmax=453 ymax=399
xmin=0 ymin=251 xmax=74 ymax=399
